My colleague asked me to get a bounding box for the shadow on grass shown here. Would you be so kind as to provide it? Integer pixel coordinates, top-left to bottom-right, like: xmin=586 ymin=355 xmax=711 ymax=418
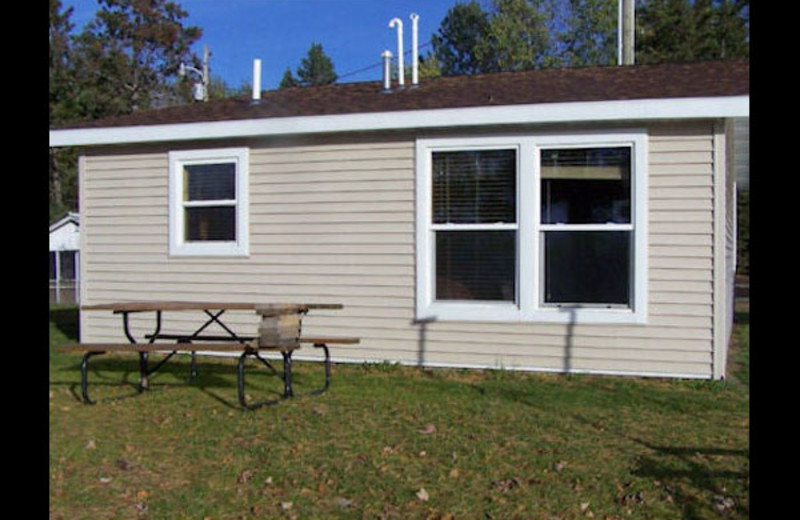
xmin=569 ymin=412 xmax=749 ymax=519
xmin=631 ymin=441 xmax=750 ymax=519
xmin=51 ymin=354 xmax=329 ymax=409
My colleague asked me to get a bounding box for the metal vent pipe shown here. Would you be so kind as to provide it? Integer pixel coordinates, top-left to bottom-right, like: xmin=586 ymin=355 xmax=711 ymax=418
xmin=381 ymin=50 xmax=393 ymax=91
xmin=389 ymin=17 xmax=404 ymax=87
xmin=410 ymin=13 xmax=419 ymax=86
xmin=252 ymin=59 xmax=262 ymax=103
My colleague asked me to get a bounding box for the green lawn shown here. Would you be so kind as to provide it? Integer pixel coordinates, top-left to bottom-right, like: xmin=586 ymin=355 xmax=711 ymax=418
xmin=50 ymin=305 xmax=749 ymax=520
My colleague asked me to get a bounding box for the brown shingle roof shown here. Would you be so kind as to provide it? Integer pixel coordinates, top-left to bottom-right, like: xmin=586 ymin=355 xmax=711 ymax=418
xmin=54 ymin=60 xmax=749 ymax=130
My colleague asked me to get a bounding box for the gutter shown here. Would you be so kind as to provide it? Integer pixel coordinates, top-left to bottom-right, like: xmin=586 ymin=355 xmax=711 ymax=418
xmin=49 ymin=95 xmax=750 ymax=148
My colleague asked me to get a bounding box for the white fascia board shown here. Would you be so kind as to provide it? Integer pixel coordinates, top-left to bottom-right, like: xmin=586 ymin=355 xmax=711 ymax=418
xmin=49 ymin=95 xmax=749 ymax=147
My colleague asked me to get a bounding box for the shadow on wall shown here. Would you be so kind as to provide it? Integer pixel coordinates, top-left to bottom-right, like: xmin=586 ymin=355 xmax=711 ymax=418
xmin=415 ymin=317 xmax=436 ymax=367
xmin=50 ymin=306 xmax=80 ymax=341
xmin=413 ymin=308 xmax=577 ymax=374
xmin=562 ymin=307 xmax=577 ymax=374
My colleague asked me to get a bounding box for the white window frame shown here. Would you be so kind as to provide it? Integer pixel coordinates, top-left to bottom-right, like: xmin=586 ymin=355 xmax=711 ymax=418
xmin=416 ymin=130 xmax=648 ymax=325
xmin=168 ymin=147 xmax=249 ymax=257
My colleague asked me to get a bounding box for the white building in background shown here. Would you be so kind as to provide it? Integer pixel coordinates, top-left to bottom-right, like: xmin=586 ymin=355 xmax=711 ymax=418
xmin=49 ymin=212 xmax=80 ymax=304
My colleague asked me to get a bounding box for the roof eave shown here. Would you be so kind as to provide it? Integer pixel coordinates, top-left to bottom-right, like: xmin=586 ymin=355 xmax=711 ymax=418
xmin=49 ymin=95 xmax=749 ymax=148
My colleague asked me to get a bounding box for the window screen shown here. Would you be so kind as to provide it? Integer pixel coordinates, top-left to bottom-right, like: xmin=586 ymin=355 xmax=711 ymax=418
xmin=543 ymin=231 xmax=631 ymax=305
xmin=433 ymin=149 xmax=516 ymax=224
xmin=432 ymin=148 xmax=517 ymax=303
xmin=185 ymin=207 xmax=236 ymax=241
xmin=541 ymin=147 xmax=630 ymax=224
xmin=436 ymin=230 xmax=516 ymax=301
xmin=184 ymin=163 xmax=236 ymax=201
xmin=540 ymin=146 xmax=633 ymax=308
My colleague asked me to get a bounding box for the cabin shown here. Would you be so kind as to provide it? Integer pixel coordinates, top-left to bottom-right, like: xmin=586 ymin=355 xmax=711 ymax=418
xmin=49 ymin=59 xmax=749 ymax=379
xmin=49 ymin=212 xmax=80 ymax=304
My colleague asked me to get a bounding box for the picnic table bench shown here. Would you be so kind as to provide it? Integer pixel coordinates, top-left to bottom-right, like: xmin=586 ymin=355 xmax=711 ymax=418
xmin=56 ymin=301 xmax=359 ymax=410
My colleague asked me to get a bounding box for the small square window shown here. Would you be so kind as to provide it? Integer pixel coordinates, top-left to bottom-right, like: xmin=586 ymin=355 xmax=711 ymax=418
xmin=169 ymin=148 xmax=249 ymax=256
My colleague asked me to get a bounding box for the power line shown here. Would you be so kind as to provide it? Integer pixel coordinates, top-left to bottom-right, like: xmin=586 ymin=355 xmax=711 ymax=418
xmin=337 ymin=41 xmax=432 ymax=81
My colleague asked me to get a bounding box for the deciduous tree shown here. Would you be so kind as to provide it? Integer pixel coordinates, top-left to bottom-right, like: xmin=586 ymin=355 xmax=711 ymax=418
xmin=559 ymin=0 xmax=618 ymax=67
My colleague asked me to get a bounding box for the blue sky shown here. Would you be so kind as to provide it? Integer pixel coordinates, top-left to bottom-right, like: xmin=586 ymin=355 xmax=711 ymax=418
xmin=63 ymin=0 xmax=468 ymax=90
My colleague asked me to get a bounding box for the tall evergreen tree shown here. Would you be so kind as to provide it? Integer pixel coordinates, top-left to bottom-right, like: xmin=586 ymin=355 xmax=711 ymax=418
xmin=279 ymin=67 xmax=300 ymax=89
xmin=70 ymin=0 xmax=202 ymax=119
xmin=50 ymin=0 xmax=78 ymax=219
xmin=50 ymin=0 xmax=75 ymax=125
xmin=295 ymin=43 xmax=337 ymax=86
xmin=431 ymin=0 xmax=492 ymax=76
xmin=49 ymin=0 xmax=203 ymax=219
xmin=636 ymin=0 xmax=749 ymax=64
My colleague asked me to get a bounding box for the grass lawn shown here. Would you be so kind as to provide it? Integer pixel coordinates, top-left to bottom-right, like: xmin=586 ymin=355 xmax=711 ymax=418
xmin=50 ymin=305 xmax=749 ymax=520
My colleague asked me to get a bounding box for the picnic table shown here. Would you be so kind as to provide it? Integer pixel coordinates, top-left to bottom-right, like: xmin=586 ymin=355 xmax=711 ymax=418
xmin=56 ymin=301 xmax=359 ymax=409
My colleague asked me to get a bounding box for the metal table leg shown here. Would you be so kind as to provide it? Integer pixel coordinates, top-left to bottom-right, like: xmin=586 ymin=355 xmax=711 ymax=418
xmin=237 ymin=349 xmax=284 ymax=410
xmin=80 ymin=351 xmax=106 ymax=405
xmin=310 ymin=343 xmax=331 ymax=396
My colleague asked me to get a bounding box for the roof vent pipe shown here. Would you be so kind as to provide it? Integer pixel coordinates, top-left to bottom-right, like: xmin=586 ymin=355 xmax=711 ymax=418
xmin=252 ymin=59 xmax=262 ymax=104
xmin=388 ymin=17 xmax=404 ymax=87
xmin=381 ymin=50 xmax=393 ymax=92
xmin=410 ymin=13 xmax=419 ymax=86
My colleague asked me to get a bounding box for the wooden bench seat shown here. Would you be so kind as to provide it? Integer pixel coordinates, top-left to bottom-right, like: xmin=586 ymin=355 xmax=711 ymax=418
xmin=56 ymin=336 xmax=360 ymax=354
xmin=56 ymin=336 xmax=360 ymax=409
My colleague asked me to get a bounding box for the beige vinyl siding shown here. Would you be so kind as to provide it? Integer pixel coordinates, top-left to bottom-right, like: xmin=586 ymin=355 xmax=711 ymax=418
xmin=80 ymin=121 xmax=718 ymax=378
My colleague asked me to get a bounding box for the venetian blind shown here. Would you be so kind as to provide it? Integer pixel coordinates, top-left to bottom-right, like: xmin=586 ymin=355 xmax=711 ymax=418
xmin=432 ymin=149 xmax=516 ymax=224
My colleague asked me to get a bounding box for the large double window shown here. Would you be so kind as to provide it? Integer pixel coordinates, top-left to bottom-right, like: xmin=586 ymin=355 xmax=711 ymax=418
xmin=417 ymin=132 xmax=647 ymax=324
xmin=169 ymin=148 xmax=249 ymax=256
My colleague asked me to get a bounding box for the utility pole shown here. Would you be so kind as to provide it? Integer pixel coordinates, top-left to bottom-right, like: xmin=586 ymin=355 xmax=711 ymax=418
xmin=621 ymin=0 xmax=635 ymax=65
xmin=202 ymin=45 xmax=210 ymax=101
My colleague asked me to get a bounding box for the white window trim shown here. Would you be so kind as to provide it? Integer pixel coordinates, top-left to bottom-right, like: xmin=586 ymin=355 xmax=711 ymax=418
xmin=168 ymin=147 xmax=249 ymax=257
xmin=416 ymin=131 xmax=648 ymax=325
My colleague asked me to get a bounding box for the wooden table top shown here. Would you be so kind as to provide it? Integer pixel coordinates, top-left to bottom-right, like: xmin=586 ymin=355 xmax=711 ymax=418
xmin=81 ymin=301 xmax=344 ymax=313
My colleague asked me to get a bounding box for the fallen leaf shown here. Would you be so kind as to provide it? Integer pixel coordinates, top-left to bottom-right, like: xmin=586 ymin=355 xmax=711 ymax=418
xmin=336 ymin=497 xmax=353 ymax=508
xmin=416 ymin=488 xmax=429 ymax=501
xmin=554 ymin=461 xmax=567 ymax=472
xmin=99 ymin=477 xmax=112 ymax=484
xmin=85 ymin=439 xmax=96 ymax=450
xmin=492 ymin=477 xmax=522 ymax=493
xmin=713 ymin=495 xmax=735 ymax=512
xmin=617 ymin=491 xmax=644 ymax=505
xmin=449 ymin=468 xmax=460 ymax=479
xmin=419 ymin=424 xmax=437 ymax=435
xmin=237 ymin=469 xmax=257 ymax=484
xmin=280 ymin=502 xmax=293 ymax=511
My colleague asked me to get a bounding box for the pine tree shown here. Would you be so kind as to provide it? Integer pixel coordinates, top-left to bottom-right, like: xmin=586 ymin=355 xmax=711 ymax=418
xmin=49 ymin=0 xmax=78 ymax=220
xmin=295 ymin=43 xmax=337 ymax=86
xmin=636 ymin=0 xmax=749 ymax=64
xmin=279 ymin=67 xmax=300 ymax=89
xmin=70 ymin=0 xmax=202 ymax=118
